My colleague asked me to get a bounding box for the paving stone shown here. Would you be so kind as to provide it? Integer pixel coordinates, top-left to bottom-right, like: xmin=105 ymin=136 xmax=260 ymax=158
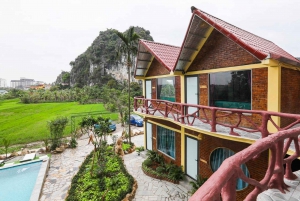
xmin=40 ymin=130 xmax=191 ymax=201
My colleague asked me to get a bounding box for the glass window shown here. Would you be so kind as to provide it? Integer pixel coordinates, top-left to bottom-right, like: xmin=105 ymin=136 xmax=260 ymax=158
xmin=157 ymin=126 xmax=175 ymax=158
xmin=210 ymin=148 xmax=249 ymax=190
xmin=157 ymin=77 xmax=175 ymax=102
xmin=209 ymin=70 xmax=251 ymax=109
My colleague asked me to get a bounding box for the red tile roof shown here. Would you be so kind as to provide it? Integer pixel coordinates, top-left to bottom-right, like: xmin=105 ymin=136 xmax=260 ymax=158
xmin=139 ymin=40 xmax=181 ymax=71
xmin=191 ymin=6 xmax=300 ymax=66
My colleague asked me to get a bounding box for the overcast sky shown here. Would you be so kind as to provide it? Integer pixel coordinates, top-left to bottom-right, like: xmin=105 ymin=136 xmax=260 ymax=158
xmin=1 ymin=0 xmax=299 ymax=86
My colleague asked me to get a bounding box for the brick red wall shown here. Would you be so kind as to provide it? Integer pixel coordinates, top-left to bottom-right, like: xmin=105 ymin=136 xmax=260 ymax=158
xmin=199 ymin=74 xmax=208 ymax=106
xmin=199 ymin=135 xmax=269 ymax=201
xmin=252 ymin=68 xmax=268 ymax=126
xmin=151 ymin=79 xmax=157 ymax=99
xmin=281 ymin=67 xmax=300 ymax=127
xmin=146 ymin=58 xmax=170 ymax=76
xmin=148 ymin=119 xmax=181 ymax=166
xmin=175 ymin=76 xmax=181 ymax=103
xmin=187 ymin=30 xmax=260 ymax=72
xmin=196 ymin=68 xmax=268 ymax=129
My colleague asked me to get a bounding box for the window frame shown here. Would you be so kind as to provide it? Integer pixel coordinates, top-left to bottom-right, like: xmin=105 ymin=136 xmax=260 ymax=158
xmin=156 ymin=125 xmax=176 ymax=159
xmin=209 ymin=147 xmax=250 ymax=190
xmin=208 ymin=70 xmax=252 ymax=110
xmin=156 ymin=77 xmax=176 ymax=102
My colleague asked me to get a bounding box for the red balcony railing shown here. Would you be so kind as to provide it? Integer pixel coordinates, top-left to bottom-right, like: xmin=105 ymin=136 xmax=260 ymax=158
xmin=134 ymin=97 xmax=300 ymax=200
xmin=134 ymin=97 xmax=300 ymax=138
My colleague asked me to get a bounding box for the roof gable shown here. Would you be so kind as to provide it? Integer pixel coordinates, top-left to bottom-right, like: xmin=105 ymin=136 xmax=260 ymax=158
xmin=174 ymin=6 xmax=300 ymax=72
xmin=135 ymin=40 xmax=180 ymax=77
xmin=188 ymin=29 xmax=260 ymax=72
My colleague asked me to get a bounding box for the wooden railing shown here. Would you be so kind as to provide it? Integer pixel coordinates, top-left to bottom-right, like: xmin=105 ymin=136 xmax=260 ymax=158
xmin=134 ymin=97 xmax=300 ymax=200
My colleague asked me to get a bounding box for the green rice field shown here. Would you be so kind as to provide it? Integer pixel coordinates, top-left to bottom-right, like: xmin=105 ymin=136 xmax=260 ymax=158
xmin=0 ymin=99 xmax=118 ymax=146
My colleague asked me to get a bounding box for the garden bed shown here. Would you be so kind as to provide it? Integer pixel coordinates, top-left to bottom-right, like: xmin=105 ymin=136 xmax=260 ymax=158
xmin=66 ymin=147 xmax=136 ymax=201
xmin=141 ymin=150 xmax=184 ymax=184
xmin=142 ymin=162 xmax=179 ymax=184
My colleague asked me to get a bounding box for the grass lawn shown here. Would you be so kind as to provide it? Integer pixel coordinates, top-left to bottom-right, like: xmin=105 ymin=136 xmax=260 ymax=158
xmin=0 ymin=99 xmax=118 ymax=146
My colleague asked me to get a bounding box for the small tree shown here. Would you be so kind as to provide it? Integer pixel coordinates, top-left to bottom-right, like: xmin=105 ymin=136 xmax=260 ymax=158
xmin=2 ymin=138 xmax=11 ymax=159
xmin=47 ymin=117 xmax=68 ymax=150
xmin=78 ymin=115 xmax=112 ymax=176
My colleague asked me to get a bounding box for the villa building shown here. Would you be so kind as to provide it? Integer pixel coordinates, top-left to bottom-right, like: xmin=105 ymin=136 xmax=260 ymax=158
xmin=133 ymin=7 xmax=300 ymax=200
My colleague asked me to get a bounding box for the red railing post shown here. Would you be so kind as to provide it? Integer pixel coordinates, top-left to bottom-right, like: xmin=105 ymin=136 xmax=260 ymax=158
xmin=211 ymin=108 xmax=217 ymax=132
xmin=134 ymin=98 xmax=137 ymax=111
xmin=145 ymin=99 xmax=149 ymax=114
xmin=181 ymin=104 xmax=185 ymax=124
xmin=260 ymin=113 xmax=270 ymax=138
xmin=164 ymin=102 xmax=168 ymax=118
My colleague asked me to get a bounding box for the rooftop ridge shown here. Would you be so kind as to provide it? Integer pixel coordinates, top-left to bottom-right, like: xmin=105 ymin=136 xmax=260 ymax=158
xmin=190 ymin=6 xmax=300 ymax=66
xmin=140 ymin=39 xmax=180 ymax=49
xmin=192 ymin=6 xmax=274 ymax=44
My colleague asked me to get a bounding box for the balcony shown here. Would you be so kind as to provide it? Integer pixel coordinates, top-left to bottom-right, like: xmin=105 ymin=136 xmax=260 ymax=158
xmin=134 ymin=97 xmax=300 ymax=200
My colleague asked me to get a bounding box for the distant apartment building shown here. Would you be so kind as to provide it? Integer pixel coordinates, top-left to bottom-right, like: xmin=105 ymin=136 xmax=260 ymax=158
xmin=10 ymin=78 xmax=35 ymax=89
xmin=0 ymin=78 xmax=7 ymax=87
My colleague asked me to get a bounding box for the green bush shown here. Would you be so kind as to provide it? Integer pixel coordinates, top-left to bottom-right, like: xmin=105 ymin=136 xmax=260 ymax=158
xmin=168 ymin=165 xmax=184 ymax=181
xmin=66 ymin=151 xmax=134 ymax=201
xmin=146 ymin=150 xmax=164 ymax=164
xmin=143 ymin=158 xmax=153 ymax=167
xmin=143 ymin=150 xmax=185 ymax=183
xmin=156 ymin=166 xmax=165 ymax=174
xmin=69 ymin=137 xmax=78 ymax=148
xmin=122 ymin=143 xmax=131 ymax=151
xmin=189 ymin=175 xmax=208 ymax=194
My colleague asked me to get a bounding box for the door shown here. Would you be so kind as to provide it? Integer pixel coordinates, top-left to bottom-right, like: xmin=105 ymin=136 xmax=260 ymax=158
xmin=186 ymin=136 xmax=198 ymax=180
xmin=146 ymin=122 xmax=152 ymax=150
xmin=185 ymin=76 xmax=199 ymax=115
xmin=145 ymin=80 xmax=152 ymax=107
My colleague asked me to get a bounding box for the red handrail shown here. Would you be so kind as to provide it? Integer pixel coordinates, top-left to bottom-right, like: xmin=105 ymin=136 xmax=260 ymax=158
xmin=134 ymin=97 xmax=300 ymax=200
xmin=134 ymin=97 xmax=300 ymax=138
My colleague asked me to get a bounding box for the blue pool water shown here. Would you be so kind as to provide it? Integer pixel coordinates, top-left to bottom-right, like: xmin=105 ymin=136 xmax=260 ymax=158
xmin=0 ymin=161 xmax=42 ymax=201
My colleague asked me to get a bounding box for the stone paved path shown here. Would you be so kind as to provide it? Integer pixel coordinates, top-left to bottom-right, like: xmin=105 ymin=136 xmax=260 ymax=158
xmin=40 ymin=125 xmax=191 ymax=201
xmin=40 ymin=135 xmax=94 ymax=201
xmin=124 ymin=152 xmax=191 ymax=201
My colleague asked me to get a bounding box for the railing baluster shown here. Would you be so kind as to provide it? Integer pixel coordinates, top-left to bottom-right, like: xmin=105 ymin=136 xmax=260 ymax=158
xmin=211 ymin=108 xmax=217 ymax=132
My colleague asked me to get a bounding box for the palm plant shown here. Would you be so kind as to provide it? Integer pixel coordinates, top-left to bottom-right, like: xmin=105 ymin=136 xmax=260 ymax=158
xmin=114 ymin=27 xmax=140 ymax=144
xmin=2 ymin=138 xmax=11 ymax=159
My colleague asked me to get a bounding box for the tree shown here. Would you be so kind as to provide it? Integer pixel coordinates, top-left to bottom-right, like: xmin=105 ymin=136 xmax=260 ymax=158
xmin=101 ymin=86 xmax=132 ymax=127
xmin=114 ymin=27 xmax=140 ymax=143
xmin=47 ymin=117 xmax=69 ymax=150
xmin=78 ymin=115 xmax=112 ymax=176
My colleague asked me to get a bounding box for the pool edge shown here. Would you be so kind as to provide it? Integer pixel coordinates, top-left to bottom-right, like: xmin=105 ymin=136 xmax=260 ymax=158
xmin=30 ymin=158 xmax=50 ymax=201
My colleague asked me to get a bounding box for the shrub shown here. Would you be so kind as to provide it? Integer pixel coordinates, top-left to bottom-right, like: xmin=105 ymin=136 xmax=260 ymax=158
xmin=168 ymin=165 xmax=184 ymax=181
xmin=189 ymin=175 xmax=208 ymax=194
xmin=122 ymin=143 xmax=131 ymax=151
xmin=146 ymin=150 xmax=164 ymax=164
xmin=156 ymin=166 xmax=165 ymax=174
xmin=66 ymin=151 xmax=134 ymax=201
xmin=69 ymin=137 xmax=77 ymax=148
xmin=47 ymin=117 xmax=68 ymax=150
xmin=143 ymin=158 xmax=153 ymax=167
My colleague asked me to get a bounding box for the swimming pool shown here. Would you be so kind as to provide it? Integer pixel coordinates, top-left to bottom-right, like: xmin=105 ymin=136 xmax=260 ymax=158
xmin=0 ymin=161 xmax=42 ymax=201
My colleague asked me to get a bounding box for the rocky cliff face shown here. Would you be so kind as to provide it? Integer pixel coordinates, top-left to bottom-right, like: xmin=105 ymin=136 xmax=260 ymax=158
xmin=58 ymin=27 xmax=153 ymax=87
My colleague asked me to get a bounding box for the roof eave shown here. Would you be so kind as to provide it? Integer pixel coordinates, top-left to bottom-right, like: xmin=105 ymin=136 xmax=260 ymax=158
xmin=173 ymin=11 xmax=197 ymax=72
xmin=139 ymin=40 xmax=172 ymax=72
